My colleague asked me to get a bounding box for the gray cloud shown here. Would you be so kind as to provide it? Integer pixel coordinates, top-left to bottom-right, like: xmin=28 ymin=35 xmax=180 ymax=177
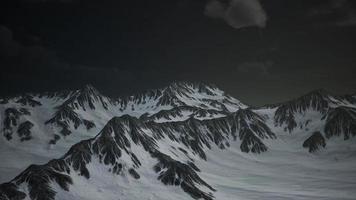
xmin=308 ymin=0 xmax=356 ymax=27
xmin=204 ymin=0 xmax=267 ymax=29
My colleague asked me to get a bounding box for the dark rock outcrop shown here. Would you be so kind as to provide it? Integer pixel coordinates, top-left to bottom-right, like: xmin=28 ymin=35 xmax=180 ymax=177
xmin=68 ymin=84 xmax=110 ymax=110
xmin=0 ymin=183 xmax=26 ymax=200
xmin=45 ymin=104 xmax=96 ymax=136
xmin=49 ymin=134 xmax=61 ymax=145
xmin=143 ymin=105 xmax=227 ymax=122
xmin=116 ymin=81 xmax=244 ymax=113
xmin=15 ymin=95 xmax=42 ymax=107
xmin=303 ymin=132 xmax=326 ymax=153
xmin=13 ymin=163 xmax=72 ymax=200
xmin=2 ymin=108 xmax=31 ymax=140
xmin=152 ymin=151 xmax=215 ymax=200
xmin=274 ymin=89 xmax=333 ymax=132
xmin=17 ymin=121 xmax=34 ymax=142
xmin=325 ymin=106 xmax=356 ymax=140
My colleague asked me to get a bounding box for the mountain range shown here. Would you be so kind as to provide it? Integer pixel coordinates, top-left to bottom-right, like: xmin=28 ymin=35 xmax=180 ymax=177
xmin=0 ymin=82 xmax=355 ymax=200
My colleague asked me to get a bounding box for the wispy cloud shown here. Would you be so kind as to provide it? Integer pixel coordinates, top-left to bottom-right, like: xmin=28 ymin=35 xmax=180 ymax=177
xmin=308 ymin=0 xmax=356 ymax=27
xmin=204 ymin=0 xmax=267 ymax=29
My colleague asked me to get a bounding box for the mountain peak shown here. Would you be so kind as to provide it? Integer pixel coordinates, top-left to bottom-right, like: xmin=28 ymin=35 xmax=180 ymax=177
xmin=80 ymin=84 xmax=100 ymax=95
xmin=168 ymin=81 xmax=220 ymax=96
xmin=306 ymin=88 xmax=329 ymax=97
xmin=68 ymin=84 xmax=110 ymax=110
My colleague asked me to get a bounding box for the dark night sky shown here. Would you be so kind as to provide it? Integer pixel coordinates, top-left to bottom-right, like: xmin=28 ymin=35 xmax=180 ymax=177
xmin=0 ymin=0 xmax=355 ymax=106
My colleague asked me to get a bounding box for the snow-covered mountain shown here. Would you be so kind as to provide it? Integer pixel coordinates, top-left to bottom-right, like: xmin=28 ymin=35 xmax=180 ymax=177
xmin=255 ymin=89 xmax=356 ymax=152
xmin=0 ymin=82 xmax=246 ymax=183
xmin=1 ymin=83 xmax=356 ymax=200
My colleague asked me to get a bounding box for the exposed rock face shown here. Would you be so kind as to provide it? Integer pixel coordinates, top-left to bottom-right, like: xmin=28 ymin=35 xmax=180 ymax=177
xmin=49 ymin=134 xmax=61 ymax=145
xmin=303 ymin=132 xmax=326 ymax=153
xmin=116 ymin=81 xmax=246 ymax=114
xmin=0 ymin=108 xmax=273 ymax=200
xmin=15 ymin=95 xmax=41 ymax=107
xmin=274 ymin=90 xmax=331 ymax=132
xmin=67 ymin=84 xmax=110 ymax=110
xmin=2 ymin=108 xmax=31 ymax=140
xmin=152 ymin=151 xmax=215 ymax=200
xmin=17 ymin=121 xmax=34 ymax=142
xmin=340 ymin=94 xmax=356 ymax=105
xmin=44 ymin=84 xmax=113 ymax=136
xmin=325 ymin=106 xmax=356 ymax=140
xmin=45 ymin=94 xmax=97 ymax=136
xmin=149 ymin=109 xmax=275 ymax=158
xmin=45 ymin=104 xmax=82 ymax=136
xmin=142 ymin=105 xmax=227 ymax=122
xmin=0 ymin=183 xmax=26 ymax=200
xmin=13 ymin=163 xmax=72 ymax=200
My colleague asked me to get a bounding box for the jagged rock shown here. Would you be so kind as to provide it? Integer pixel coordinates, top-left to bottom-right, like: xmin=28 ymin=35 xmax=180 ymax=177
xmin=275 ymin=110 xmax=297 ymax=132
xmin=149 ymin=109 xmax=274 ymax=158
xmin=128 ymin=168 xmax=140 ymax=179
xmin=17 ymin=121 xmax=34 ymax=142
xmin=14 ymin=163 xmax=72 ymax=200
xmin=44 ymin=85 xmax=109 ymax=137
xmin=49 ymin=134 xmax=61 ymax=145
xmin=0 ymin=183 xmax=26 ymax=200
xmin=83 ymin=119 xmax=95 ymax=130
xmin=64 ymin=140 xmax=92 ymax=179
xmin=0 ymin=98 xmax=9 ymax=104
xmin=46 ymin=104 xmax=95 ymax=136
xmin=325 ymin=106 xmax=356 ymax=140
xmin=116 ymin=81 xmax=246 ymax=113
xmin=339 ymin=94 xmax=356 ymax=105
xmin=38 ymin=90 xmax=73 ymax=100
xmin=145 ymin=105 xmax=227 ymax=122
xmin=68 ymin=84 xmax=110 ymax=110
xmin=45 ymin=104 xmax=80 ymax=136
xmin=2 ymin=108 xmax=30 ymax=141
xmin=233 ymin=109 xmax=275 ymax=153
xmin=274 ymin=89 xmax=333 ymax=132
xmin=303 ymin=132 xmax=326 ymax=153
xmin=16 ymin=95 xmax=42 ymax=107
xmin=152 ymin=151 xmax=215 ymax=200
xmin=240 ymin=129 xmax=267 ymax=153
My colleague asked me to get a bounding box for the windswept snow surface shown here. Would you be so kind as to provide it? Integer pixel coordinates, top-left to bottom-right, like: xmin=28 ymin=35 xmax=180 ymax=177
xmin=197 ymin=130 xmax=356 ymax=200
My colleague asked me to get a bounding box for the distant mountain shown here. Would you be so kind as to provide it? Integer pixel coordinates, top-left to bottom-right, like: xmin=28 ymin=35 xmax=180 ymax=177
xmin=256 ymin=89 xmax=356 ymax=152
xmin=1 ymin=83 xmax=356 ymax=200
